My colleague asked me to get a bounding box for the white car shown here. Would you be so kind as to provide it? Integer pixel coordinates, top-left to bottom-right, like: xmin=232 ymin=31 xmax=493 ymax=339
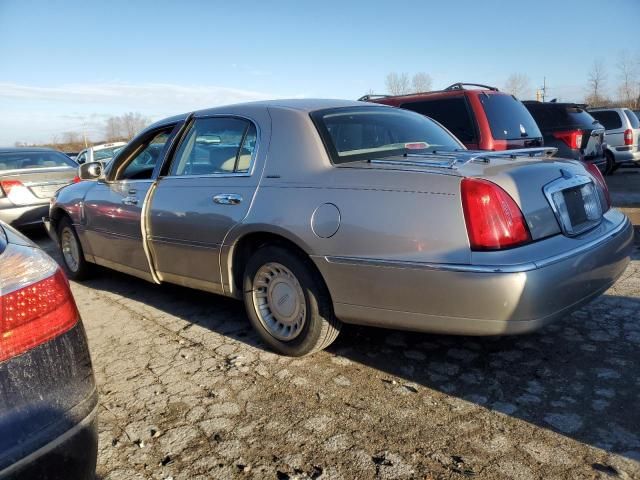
xmin=75 ymin=142 xmax=126 ymax=165
xmin=588 ymin=108 xmax=640 ymax=172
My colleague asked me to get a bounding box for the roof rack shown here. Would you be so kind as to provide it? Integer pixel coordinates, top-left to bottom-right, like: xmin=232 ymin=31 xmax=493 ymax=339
xmin=444 ymin=83 xmax=499 ymax=92
xmin=357 ymin=94 xmax=391 ymax=102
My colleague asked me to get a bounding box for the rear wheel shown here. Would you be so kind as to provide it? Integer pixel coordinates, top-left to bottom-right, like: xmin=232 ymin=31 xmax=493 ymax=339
xmin=604 ymin=151 xmax=615 ymax=176
xmin=243 ymin=245 xmax=341 ymax=356
xmin=58 ymin=216 xmax=93 ymax=281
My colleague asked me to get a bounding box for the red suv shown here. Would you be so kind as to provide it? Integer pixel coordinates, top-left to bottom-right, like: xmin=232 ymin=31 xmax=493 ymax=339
xmin=360 ymin=83 xmax=543 ymax=151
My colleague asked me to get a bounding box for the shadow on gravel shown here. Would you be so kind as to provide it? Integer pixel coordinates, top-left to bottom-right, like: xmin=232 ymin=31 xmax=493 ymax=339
xmin=29 ymin=228 xmax=640 ymax=464
xmin=328 ymin=293 xmax=640 ymax=463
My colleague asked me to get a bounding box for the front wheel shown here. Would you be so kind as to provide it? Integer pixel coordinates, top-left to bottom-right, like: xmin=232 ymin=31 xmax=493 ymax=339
xmin=58 ymin=217 xmax=93 ymax=280
xmin=243 ymin=246 xmax=341 ymax=356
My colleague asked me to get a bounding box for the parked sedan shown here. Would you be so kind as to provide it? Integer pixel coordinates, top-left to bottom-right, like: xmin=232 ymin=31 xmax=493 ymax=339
xmin=46 ymin=99 xmax=633 ymax=356
xmin=0 ymin=148 xmax=79 ymax=228
xmin=0 ymin=221 xmax=98 ymax=479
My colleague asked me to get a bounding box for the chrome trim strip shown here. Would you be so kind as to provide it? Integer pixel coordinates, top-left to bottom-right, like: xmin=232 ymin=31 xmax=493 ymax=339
xmin=141 ymin=181 xmax=161 ymax=284
xmin=324 ymin=217 xmax=630 ymax=274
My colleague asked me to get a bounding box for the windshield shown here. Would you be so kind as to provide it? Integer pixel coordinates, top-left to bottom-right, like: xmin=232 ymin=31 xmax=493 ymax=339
xmin=311 ymin=107 xmax=463 ymax=164
xmin=94 ymin=146 xmax=123 ymax=161
xmin=0 ymin=151 xmax=77 ymax=171
xmin=480 ymin=94 xmax=542 ymax=140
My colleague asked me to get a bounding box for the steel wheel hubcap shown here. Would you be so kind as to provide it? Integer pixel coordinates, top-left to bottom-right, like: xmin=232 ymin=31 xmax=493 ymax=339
xmin=61 ymin=227 xmax=80 ymax=272
xmin=253 ymin=262 xmax=306 ymax=341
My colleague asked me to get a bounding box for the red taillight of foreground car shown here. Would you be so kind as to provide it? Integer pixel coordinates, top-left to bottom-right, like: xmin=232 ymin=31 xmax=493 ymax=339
xmin=0 ymin=244 xmax=78 ymax=363
xmin=461 ymin=178 xmax=532 ymax=251
xmin=624 ymin=129 xmax=633 ymax=146
xmin=584 ymin=162 xmax=611 ymax=211
xmin=552 ymin=130 xmax=583 ymax=150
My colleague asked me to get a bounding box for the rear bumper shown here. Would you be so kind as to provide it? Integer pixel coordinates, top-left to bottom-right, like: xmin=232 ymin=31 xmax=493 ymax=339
xmin=610 ymin=147 xmax=640 ymax=163
xmin=0 ymin=204 xmax=48 ymax=228
xmin=315 ymin=215 xmax=634 ymax=336
xmin=0 ymin=405 xmax=98 ymax=480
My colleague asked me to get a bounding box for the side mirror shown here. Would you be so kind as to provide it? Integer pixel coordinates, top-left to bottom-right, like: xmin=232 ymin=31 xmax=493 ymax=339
xmin=77 ymin=157 xmax=85 ymax=164
xmin=78 ymin=161 xmax=104 ymax=181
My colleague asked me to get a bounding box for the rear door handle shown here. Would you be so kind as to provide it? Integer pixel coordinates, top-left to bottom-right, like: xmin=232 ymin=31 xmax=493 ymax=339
xmin=122 ymin=196 xmax=138 ymax=205
xmin=213 ymin=193 xmax=243 ymax=205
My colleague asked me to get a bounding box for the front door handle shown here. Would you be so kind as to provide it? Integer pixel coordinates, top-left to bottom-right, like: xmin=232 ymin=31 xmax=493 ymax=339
xmin=122 ymin=196 xmax=138 ymax=205
xmin=213 ymin=193 xmax=243 ymax=205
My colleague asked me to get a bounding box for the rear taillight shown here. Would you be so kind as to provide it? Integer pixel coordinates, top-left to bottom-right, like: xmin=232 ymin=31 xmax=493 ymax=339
xmin=624 ymin=129 xmax=633 ymax=146
xmin=461 ymin=178 xmax=532 ymax=251
xmin=584 ymin=162 xmax=611 ymax=211
xmin=0 ymin=180 xmax=23 ymax=195
xmin=0 ymin=180 xmax=33 ymax=205
xmin=552 ymin=130 xmax=583 ymax=150
xmin=0 ymin=244 xmax=78 ymax=363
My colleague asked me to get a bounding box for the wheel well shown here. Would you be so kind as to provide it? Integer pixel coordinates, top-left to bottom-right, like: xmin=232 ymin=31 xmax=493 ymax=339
xmin=50 ymin=207 xmax=71 ymax=232
xmin=231 ymin=232 xmax=331 ymax=301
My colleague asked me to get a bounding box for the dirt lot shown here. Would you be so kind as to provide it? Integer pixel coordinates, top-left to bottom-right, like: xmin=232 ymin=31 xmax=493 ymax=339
xmin=30 ymin=171 xmax=640 ymax=480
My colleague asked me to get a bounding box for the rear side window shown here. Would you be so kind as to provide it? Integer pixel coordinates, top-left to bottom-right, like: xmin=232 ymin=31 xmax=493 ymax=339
xmin=590 ymin=111 xmax=623 ymax=130
xmin=400 ymin=98 xmax=477 ymax=143
xmin=0 ymin=151 xmax=76 ymax=171
xmin=169 ymin=117 xmax=257 ymax=176
xmin=624 ymin=109 xmax=640 ymax=129
xmin=526 ymin=104 xmax=597 ymax=130
xmin=479 ymin=94 xmax=542 ymax=140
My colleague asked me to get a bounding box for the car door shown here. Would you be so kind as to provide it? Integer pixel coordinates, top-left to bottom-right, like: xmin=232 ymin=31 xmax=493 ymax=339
xmin=148 ymin=115 xmax=262 ymax=294
xmin=82 ymin=124 xmax=179 ymax=281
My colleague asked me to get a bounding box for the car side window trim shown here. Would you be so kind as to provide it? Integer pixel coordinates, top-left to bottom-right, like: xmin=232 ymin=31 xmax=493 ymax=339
xmin=160 ymin=114 xmax=261 ymax=179
xmin=106 ymin=123 xmax=181 ymax=183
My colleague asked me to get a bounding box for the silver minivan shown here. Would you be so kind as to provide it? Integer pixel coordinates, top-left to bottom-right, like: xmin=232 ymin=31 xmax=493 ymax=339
xmin=588 ymin=107 xmax=640 ymax=173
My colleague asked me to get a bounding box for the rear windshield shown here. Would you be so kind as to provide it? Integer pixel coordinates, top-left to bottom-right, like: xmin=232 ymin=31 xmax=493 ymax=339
xmin=589 ymin=110 xmax=623 ymax=130
xmin=94 ymin=146 xmax=123 ymax=161
xmin=624 ymin=109 xmax=640 ymax=129
xmin=311 ymin=106 xmax=463 ymax=164
xmin=0 ymin=151 xmax=76 ymax=171
xmin=480 ymin=94 xmax=542 ymax=140
xmin=525 ymin=104 xmax=598 ymax=130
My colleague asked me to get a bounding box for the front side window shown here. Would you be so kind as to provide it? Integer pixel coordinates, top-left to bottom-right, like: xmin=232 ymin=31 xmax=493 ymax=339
xmin=401 ymin=98 xmax=477 ymax=143
xmin=0 ymin=151 xmax=77 ymax=171
xmin=169 ymin=117 xmax=257 ymax=176
xmin=480 ymin=94 xmax=542 ymax=140
xmin=311 ymin=106 xmax=463 ymax=164
xmin=116 ymin=129 xmax=173 ymax=180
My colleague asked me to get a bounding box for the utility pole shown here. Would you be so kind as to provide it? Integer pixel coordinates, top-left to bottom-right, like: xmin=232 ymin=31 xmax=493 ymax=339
xmin=541 ymin=77 xmax=547 ymax=102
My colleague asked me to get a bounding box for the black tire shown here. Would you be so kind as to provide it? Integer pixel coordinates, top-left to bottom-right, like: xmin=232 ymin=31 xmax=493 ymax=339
xmin=242 ymin=245 xmax=341 ymax=356
xmin=604 ymin=151 xmax=615 ymax=176
xmin=57 ymin=216 xmax=93 ymax=281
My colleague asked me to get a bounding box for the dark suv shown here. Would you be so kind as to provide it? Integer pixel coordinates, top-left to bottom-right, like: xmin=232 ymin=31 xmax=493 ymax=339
xmin=523 ymin=101 xmax=607 ymax=173
xmin=360 ymin=83 xmax=543 ymax=151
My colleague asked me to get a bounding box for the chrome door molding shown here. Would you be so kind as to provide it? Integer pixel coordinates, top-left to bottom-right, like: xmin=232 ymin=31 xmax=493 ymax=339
xmin=141 ymin=181 xmax=161 ymax=284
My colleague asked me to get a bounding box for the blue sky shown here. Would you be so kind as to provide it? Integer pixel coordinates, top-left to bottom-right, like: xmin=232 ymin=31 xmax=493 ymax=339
xmin=1 ymin=0 xmax=638 ymax=145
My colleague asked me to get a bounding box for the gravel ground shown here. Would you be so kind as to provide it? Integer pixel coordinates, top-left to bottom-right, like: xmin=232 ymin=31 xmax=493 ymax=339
xmin=33 ymin=231 xmax=640 ymax=480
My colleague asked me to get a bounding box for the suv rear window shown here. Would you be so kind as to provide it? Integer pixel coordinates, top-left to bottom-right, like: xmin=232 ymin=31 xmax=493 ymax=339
xmin=399 ymin=98 xmax=477 ymax=144
xmin=525 ymin=104 xmax=598 ymax=130
xmin=311 ymin=106 xmax=462 ymax=164
xmin=624 ymin=109 xmax=640 ymax=129
xmin=479 ymin=94 xmax=541 ymax=141
xmin=589 ymin=110 xmax=623 ymax=130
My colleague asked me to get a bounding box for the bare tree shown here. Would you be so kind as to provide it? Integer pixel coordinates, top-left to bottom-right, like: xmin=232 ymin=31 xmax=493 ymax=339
xmin=385 ymin=72 xmax=411 ymax=95
xmin=503 ymin=73 xmax=532 ymax=99
xmin=617 ymin=51 xmax=639 ymax=108
xmin=585 ymin=59 xmax=608 ymax=107
xmin=120 ymin=112 xmax=150 ymax=139
xmin=104 ymin=116 xmax=123 ymax=142
xmin=62 ymin=131 xmax=81 ymax=145
xmin=411 ymin=72 xmax=432 ymax=93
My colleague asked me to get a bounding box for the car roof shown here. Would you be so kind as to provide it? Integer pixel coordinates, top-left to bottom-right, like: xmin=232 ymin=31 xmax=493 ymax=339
xmin=147 ymin=99 xmax=385 ymax=130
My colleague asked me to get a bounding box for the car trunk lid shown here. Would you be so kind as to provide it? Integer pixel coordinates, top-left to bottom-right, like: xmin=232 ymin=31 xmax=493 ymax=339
xmin=0 ymin=167 xmax=76 ymax=200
